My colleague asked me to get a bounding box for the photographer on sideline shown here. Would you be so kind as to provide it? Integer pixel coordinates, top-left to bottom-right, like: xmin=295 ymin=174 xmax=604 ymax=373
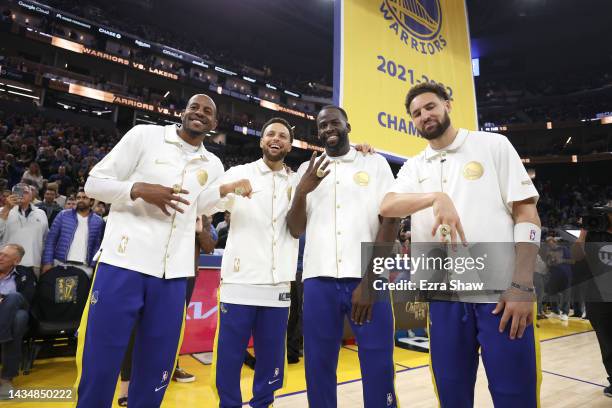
xmin=572 ymin=202 xmax=612 ymax=398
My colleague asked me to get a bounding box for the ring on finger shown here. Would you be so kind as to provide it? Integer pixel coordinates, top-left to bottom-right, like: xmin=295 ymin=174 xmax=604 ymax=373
xmin=316 ymin=168 xmax=325 ymax=178
xmin=439 ymin=224 xmax=452 ymax=236
xmin=234 ymin=187 xmax=245 ymax=195
xmin=172 ymin=184 xmax=181 ymax=194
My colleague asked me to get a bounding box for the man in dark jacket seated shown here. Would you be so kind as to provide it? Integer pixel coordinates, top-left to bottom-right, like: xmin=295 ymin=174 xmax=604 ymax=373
xmin=0 ymin=243 xmax=36 ymax=399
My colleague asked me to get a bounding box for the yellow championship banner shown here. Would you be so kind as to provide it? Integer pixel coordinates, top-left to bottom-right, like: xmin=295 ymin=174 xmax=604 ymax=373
xmin=334 ymin=0 xmax=477 ymax=161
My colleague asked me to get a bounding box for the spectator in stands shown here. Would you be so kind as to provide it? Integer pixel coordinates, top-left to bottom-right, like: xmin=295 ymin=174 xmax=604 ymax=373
xmin=75 ymin=167 xmax=87 ymax=187
xmin=36 ymin=187 xmax=62 ymax=225
xmin=49 ymin=149 xmax=67 ymax=174
xmin=16 ymin=145 xmax=34 ymax=168
xmin=43 ymin=183 xmax=64 ymax=208
xmin=93 ymin=201 xmax=107 ymax=217
xmin=0 ymin=184 xmax=48 ymax=276
xmin=21 ymin=162 xmax=44 ymax=192
xmin=215 ymin=210 xmax=230 ymax=233
xmin=216 ymin=211 xmax=230 ymax=249
xmin=0 ymin=191 xmax=8 ymax=208
xmin=0 ymin=165 xmax=8 ymax=188
xmin=64 ymin=196 xmax=76 ymax=210
xmin=0 ymin=243 xmax=36 ymax=400
xmin=49 ymin=165 xmax=73 ymax=196
xmin=199 ymin=215 xmax=217 ymax=254
xmin=2 ymin=155 xmax=22 ymax=188
xmin=42 ymin=188 xmax=104 ymax=279
xmin=35 ymin=146 xmax=54 ymax=177
xmin=20 ymin=179 xmax=40 ymax=204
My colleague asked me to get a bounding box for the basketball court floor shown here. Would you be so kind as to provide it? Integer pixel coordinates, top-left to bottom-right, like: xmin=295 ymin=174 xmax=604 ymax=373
xmin=15 ymin=318 xmax=608 ymax=407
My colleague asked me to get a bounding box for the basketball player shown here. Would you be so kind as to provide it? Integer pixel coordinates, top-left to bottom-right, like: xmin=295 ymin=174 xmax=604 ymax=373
xmin=287 ymin=106 xmax=400 ymax=408
xmin=380 ymin=83 xmax=542 ymax=407
xmin=209 ymin=117 xmax=299 ymax=407
xmin=75 ymin=94 xmax=251 ymax=408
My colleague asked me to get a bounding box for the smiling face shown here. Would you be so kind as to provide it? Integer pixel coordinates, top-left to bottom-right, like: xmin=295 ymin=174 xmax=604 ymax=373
xmin=260 ymin=122 xmax=292 ymax=163
xmin=408 ymin=92 xmax=452 ymax=140
xmin=317 ymin=108 xmax=351 ymax=155
xmin=180 ymin=94 xmax=218 ymax=138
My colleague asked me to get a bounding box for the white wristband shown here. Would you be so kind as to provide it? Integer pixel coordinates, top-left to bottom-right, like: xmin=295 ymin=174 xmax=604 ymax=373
xmin=514 ymin=222 xmax=541 ymax=247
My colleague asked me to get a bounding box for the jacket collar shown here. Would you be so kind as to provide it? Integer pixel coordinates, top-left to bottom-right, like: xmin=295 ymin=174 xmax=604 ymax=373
xmin=329 ymin=146 xmax=357 ymax=162
xmin=70 ymin=208 xmax=92 ymax=218
xmin=165 ymin=125 xmax=209 ymax=161
xmin=17 ymin=204 xmax=34 ymax=217
xmin=4 ymin=267 xmax=18 ymax=280
xmin=424 ymin=129 xmax=468 ymax=160
xmin=255 ymin=158 xmax=289 ymax=178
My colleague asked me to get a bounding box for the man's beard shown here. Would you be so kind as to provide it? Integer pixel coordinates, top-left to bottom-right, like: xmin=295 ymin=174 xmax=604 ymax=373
xmin=419 ymin=112 xmax=451 ymax=140
xmin=263 ymin=148 xmax=287 ymax=163
xmin=76 ymin=203 xmax=88 ymax=211
xmin=323 ymin=130 xmax=348 ymax=150
xmin=183 ymin=126 xmax=206 ymax=138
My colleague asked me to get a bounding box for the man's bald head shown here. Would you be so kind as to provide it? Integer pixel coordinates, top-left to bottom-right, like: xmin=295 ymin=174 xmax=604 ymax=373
xmin=180 ymin=94 xmax=218 ymax=139
xmin=186 ymin=94 xmax=217 ymax=116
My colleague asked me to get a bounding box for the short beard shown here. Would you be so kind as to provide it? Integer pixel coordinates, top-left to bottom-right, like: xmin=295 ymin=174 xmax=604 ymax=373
xmin=323 ymin=130 xmax=349 ymax=153
xmin=76 ymin=203 xmax=88 ymax=211
xmin=183 ymin=126 xmax=205 ymax=139
xmin=419 ymin=112 xmax=451 ymax=140
xmin=263 ymin=149 xmax=287 ymax=163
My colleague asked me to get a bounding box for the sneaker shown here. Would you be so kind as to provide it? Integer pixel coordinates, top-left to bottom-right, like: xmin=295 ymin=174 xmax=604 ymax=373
xmin=0 ymin=381 xmax=13 ymax=400
xmin=604 ymin=384 xmax=611 ymax=398
xmin=172 ymin=368 xmax=196 ymax=383
xmin=581 ymin=311 xmax=588 ymax=319
xmin=559 ymin=313 xmax=569 ymax=322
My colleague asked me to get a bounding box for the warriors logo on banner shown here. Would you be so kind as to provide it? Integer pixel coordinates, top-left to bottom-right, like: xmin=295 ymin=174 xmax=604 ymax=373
xmin=334 ymin=0 xmax=477 ymax=161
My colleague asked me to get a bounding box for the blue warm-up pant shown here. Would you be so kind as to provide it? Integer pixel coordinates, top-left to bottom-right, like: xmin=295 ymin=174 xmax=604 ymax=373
xmin=73 ymin=263 xmax=187 ymax=408
xmin=303 ymin=277 xmax=398 ymax=408
xmin=212 ymin=302 xmax=289 ymax=408
xmin=428 ymin=301 xmax=541 ymax=408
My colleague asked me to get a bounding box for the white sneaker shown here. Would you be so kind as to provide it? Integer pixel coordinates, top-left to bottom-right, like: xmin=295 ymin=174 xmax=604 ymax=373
xmin=560 ymin=313 xmax=569 ymax=321
xmin=581 ymin=311 xmax=587 ymax=319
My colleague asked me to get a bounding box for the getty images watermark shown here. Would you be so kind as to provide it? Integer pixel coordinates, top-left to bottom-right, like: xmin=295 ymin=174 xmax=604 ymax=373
xmin=370 ymin=252 xmax=488 ymax=292
xmin=360 ymin=241 xmax=612 ymax=303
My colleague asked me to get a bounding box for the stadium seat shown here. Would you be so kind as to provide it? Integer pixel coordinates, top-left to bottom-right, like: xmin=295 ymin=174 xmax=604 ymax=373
xmin=22 ymin=266 xmax=91 ymax=374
